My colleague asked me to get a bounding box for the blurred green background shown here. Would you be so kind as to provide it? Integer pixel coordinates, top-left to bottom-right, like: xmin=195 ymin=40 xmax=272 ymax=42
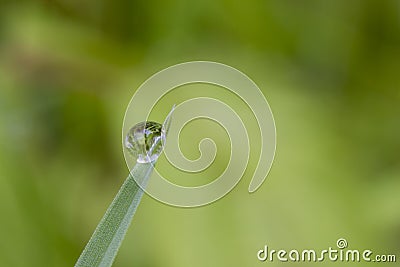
xmin=1 ymin=1 xmax=399 ymax=266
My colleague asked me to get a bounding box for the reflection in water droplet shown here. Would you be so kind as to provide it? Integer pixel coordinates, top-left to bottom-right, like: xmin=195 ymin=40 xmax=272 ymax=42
xmin=125 ymin=121 xmax=165 ymax=163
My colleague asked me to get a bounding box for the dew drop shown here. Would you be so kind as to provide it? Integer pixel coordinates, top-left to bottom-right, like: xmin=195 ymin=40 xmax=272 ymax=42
xmin=124 ymin=105 xmax=175 ymax=163
xmin=125 ymin=121 xmax=165 ymax=163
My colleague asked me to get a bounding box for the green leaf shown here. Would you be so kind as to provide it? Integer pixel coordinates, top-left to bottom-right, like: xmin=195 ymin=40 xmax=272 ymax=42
xmin=75 ymin=162 xmax=154 ymax=267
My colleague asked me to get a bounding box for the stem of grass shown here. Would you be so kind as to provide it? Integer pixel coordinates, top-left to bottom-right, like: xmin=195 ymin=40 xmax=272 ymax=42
xmin=75 ymin=162 xmax=154 ymax=267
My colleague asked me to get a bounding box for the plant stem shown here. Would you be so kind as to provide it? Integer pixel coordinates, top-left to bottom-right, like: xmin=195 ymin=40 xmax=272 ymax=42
xmin=75 ymin=162 xmax=153 ymax=267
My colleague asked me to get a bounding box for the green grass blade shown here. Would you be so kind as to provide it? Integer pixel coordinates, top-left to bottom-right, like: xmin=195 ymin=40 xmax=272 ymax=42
xmin=75 ymin=162 xmax=154 ymax=267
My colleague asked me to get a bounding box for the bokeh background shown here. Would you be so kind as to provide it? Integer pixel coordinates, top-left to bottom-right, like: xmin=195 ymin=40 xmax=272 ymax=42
xmin=1 ymin=1 xmax=399 ymax=266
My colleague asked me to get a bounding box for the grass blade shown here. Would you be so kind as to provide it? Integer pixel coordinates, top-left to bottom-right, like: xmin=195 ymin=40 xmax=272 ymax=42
xmin=75 ymin=162 xmax=153 ymax=267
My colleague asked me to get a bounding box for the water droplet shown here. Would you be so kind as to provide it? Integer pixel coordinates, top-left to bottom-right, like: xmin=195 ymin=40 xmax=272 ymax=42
xmin=125 ymin=105 xmax=175 ymax=163
xmin=125 ymin=121 xmax=165 ymax=163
